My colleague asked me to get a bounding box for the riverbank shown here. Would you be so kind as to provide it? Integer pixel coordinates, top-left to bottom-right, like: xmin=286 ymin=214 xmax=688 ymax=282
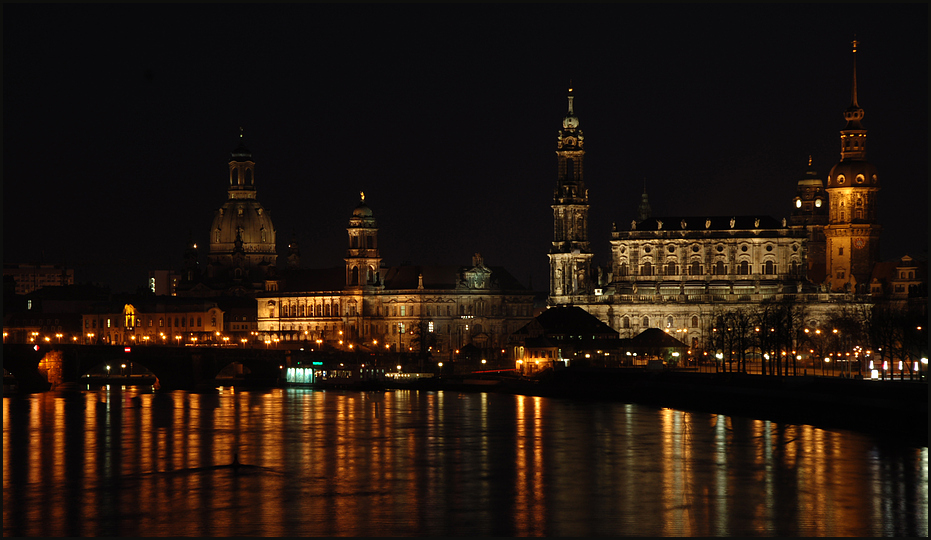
xmin=388 ymin=368 xmax=928 ymax=447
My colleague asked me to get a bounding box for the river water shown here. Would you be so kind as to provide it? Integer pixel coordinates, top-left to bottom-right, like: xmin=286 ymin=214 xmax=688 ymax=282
xmin=3 ymin=384 xmax=927 ymax=537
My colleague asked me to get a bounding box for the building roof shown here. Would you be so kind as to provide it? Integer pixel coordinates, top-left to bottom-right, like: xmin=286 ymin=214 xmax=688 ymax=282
xmin=269 ymin=263 xmax=530 ymax=294
xmin=514 ymin=305 xmax=619 ymax=339
xmin=630 ymin=215 xmax=786 ymax=232
xmin=629 ymin=328 xmax=689 ymax=350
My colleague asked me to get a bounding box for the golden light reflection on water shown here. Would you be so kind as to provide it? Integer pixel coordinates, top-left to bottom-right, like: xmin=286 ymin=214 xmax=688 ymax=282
xmin=3 ymin=387 xmax=928 ymax=537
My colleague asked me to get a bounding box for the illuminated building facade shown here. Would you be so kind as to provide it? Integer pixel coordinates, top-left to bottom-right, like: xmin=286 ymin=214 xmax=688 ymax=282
xmin=548 ymin=87 xmax=593 ymax=304
xmin=824 ymin=40 xmax=881 ymax=293
xmin=547 ymin=47 xmax=884 ymax=349
xmin=788 ymin=157 xmax=829 ymax=284
xmin=257 ymin=196 xmax=535 ymax=354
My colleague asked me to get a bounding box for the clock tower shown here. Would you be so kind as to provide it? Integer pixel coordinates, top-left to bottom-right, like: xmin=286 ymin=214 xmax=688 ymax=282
xmin=824 ymin=39 xmax=881 ymax=292
xmin=548 ymin=86 xmax=593 ymax=303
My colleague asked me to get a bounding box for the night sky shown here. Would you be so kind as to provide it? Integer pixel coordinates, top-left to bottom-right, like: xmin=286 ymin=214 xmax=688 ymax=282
xmin=4 ymin=4 xmax=927 ymax=294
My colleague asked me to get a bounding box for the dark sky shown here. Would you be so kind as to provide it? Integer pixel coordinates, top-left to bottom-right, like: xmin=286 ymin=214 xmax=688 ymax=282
xmin=4 ymin=4 xmax=928 ymax=294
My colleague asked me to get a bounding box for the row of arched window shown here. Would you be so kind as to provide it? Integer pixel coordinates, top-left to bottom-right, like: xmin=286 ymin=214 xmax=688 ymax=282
xmin=620 ymin=315 xmax=701 ymax=329
xmin=280 ymin=302 xmax=340 ymax=318
xmin=619 ymin=259 xmax=792 ymax=276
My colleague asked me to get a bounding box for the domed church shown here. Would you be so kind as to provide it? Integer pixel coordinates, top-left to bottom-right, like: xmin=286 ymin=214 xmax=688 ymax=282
xmin=179 ymin=132 xmax=278 ymax=297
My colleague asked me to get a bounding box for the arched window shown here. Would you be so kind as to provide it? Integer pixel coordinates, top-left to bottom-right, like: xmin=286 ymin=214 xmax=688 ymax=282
xmin=642 ymin=262 xmax=652 ymax=276
xmin=666 ymin=316 xmax=674 ymax=328
xmin=324 ymin=304 xmax=330 ymax=317
xmin=764 ymin=261 xmax=775 ymax=275
xmin=714 ymin=261 xmax=726 ymax=275
xmin=245 ymin=168 xmax=253 ymax=184
xmin=351 ymin=266 xmax=359 ymax=285
xmin=690 ymin=261 xmax=701 ymax=276
xmin=691 ymin=316 xmax=699 ymax=328
xmin=351 ymin=235 xmax=359 ymax=248
xmin=197 ymin=317 xmax=202 ymax=327
xmin=367 ymin=266 xmax=375 ymax=283
xmin=666 ymin=262 xmax=677 ymax=276
xmin=622 ymin=316 xmax=630 ymax=328
xmin=618 ymin=262 xmax=628 ymax=276
xmin=642 ymin=316 xmax=650 ymax=327
xmin=738 ymin=261 xmax=750 ymax=275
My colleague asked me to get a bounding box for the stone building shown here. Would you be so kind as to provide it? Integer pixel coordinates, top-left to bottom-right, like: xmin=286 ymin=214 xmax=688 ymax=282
xmin=4 ymin=263 xmax=74 ymax=295
xmin=546 ymin=44 xmax=881 ymax=351
xmin=178 ymin=132 xmax=278 ymax=297
xmin=256 ymin=196 xmax=535 ymax=357
xmin=788 ymin=157 xmax=829 ymax=284
xmin=824 ymin=40 xmax=882 ymax=293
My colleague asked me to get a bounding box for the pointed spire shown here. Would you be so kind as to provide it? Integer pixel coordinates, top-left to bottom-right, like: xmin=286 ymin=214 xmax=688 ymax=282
xmin=637 ymin=179 xmax=652 ymax=222
xmin=567 ymin=81 xmax=574 ymax=115
xmin=850 ymin=38 xmax=859 ymax=108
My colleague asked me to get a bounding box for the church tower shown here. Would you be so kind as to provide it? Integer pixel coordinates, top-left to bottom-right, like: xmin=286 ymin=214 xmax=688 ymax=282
xmin=824 ymin=40 xmax=881 ymax=292
xmin=345 ymin=192 xmax=382 ymax=288
xmin=789 ymin=156 xmax=828 ymax=284
xmin=207 ymin=130 xmax=278 ymax=285
xmin=548 ymin=86 xmax=593 ymax=302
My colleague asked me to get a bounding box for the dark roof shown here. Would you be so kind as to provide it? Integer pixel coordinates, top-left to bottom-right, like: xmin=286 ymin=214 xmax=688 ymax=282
xmin=530 ymin=306 xmax=619 ymax=338
xmin=268 ymin=263 xmax=530 ymax=294
xmin=524 ymin=336 xmax=558 ymax=349
xmin=632 ymin=215 xmax=785 ymax=231
xmin=629 ymin=328 xmax=688 ymax=349
xmin=383 ymin=265 xmax=460 ymax=289
xmin=274 ymin=267 xmax=346 ymax=292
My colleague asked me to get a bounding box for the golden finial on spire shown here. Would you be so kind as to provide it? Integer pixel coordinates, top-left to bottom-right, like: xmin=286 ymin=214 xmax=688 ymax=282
xmin=852 ymin=37 xmax=858 ymax=53
xmin=239 ymin=126 xmax=244 ymax=138
xmin=360 ymin=191 xmax=365 ymax=203
xmin=808 ymin=155 xmax=812 ymax=167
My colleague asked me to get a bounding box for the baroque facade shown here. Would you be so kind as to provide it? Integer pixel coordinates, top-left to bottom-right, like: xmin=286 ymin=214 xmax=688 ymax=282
xmin=548 ymin=44 xmax=880 ymax=349
xmin=256 ymin=196 xmax=535 ymax=355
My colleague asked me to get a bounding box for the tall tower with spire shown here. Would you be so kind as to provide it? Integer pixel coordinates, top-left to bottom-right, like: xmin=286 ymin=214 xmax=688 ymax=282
xmin=345 ymin=192 xmax=382 ymax=288
xmin=548 ymin=86 xmax=593 ymax=302
xmin=824 ymin=39 xmax=881 ymax=292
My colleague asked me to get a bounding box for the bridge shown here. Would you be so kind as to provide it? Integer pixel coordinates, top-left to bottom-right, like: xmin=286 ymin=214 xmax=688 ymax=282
xmin=3 ymin=343 xmax=291 ymax=391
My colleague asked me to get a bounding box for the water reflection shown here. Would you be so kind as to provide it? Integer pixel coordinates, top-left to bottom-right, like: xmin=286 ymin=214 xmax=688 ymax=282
xmin=3 ymin=386 xmax=927 ymax=537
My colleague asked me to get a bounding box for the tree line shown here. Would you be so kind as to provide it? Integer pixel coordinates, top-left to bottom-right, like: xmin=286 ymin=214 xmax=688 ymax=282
xmin=706 ymin=298 xmax=927 ymax=378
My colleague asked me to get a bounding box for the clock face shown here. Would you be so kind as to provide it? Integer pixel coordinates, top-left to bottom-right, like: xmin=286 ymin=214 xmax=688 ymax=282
xmin=854 ymin=238 xmax=865 ymax=249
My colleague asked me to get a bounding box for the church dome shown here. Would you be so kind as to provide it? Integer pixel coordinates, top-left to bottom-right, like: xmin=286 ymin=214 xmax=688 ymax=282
xmin=231 ymin=140 xmax=252 ymax=161
xmin=827 ymin=160 xmax=879 ymax=189
xmin=353 ymin=202 xmax=373 ymax=217
xmin=209 ymin=199 xmax=277 ymax=254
